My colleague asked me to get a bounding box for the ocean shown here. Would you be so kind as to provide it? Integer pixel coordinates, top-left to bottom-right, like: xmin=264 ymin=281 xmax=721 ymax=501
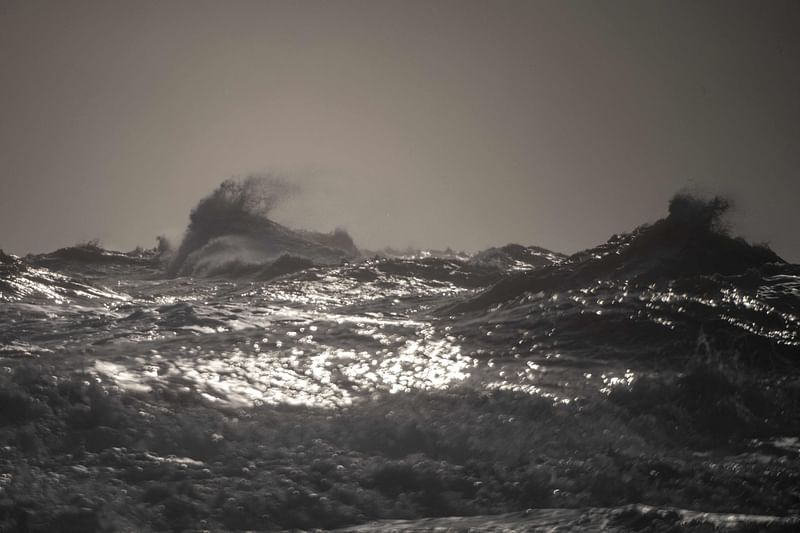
xmin=1 ymin=183 xmax=798 ymax=532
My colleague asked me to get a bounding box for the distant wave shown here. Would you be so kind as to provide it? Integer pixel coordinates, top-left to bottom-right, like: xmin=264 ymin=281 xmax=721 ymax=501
xmin=27 ymin=241 xmax=159 ymax=274
xmin=0 ymin=249 xmax=127 ymax=303
xmin=451 ymin=194 xmax=784 ymax=312
xmin=467 ymin=244 xmax=566 ymax=271
xmin=166 ymin=176 xmax=358 ymax=278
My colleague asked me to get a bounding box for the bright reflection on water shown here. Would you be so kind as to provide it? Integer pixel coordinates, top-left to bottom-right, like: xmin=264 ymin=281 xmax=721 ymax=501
xmin=87 ymin=272 xmax=476 ymax=409
xmin=643 ymin=284 xmax=800 ymax=346
xmin=0 ymin=263 xmax=128 ymax=304
xmin=94 ymin=314 xmax=472 ymax=409
xmin=6 ymin=258 xmax=797 ymax=412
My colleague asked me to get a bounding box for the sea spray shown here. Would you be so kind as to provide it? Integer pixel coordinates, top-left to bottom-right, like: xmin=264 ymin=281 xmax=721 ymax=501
xmin=167 ymin=175 xmax=358 ymax=277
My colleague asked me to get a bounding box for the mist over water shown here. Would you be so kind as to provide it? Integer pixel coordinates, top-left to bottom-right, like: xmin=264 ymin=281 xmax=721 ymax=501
xmin=1 ymin=180 xmax=799 ymax=531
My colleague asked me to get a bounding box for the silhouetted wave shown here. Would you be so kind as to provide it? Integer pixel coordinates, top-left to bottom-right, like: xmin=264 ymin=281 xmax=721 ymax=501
xmin=443 ymin=195 xmax=798 ymax=370
xmin=166 ymin=176 xmax=358 ymax=277
xmin=452 ymin=194 xmax=784 ymax=312
xmin=27 ymin=242 xmax=159 ymax=276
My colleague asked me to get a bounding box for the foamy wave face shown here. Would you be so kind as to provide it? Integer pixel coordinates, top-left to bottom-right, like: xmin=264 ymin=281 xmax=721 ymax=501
xmin=180 ymin=235 xmax=282 ymax=278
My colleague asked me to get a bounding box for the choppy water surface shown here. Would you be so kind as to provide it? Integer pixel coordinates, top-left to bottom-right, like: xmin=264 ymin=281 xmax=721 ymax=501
xmin=1 ymin=192 xmax=799 ymax=531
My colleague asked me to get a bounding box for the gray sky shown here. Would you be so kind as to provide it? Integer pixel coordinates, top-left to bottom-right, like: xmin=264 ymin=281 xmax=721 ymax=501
xmin=1 ymin=0 xmax=799 ymax=261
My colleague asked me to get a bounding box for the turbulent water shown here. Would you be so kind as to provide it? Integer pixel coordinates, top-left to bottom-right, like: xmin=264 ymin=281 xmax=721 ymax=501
xmin=1 ymin=185 xmax=799 ymax=532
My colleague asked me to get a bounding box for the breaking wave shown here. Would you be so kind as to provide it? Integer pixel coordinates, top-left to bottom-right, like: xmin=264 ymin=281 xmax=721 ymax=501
xmin=443 ymin=194 xmax=798 ymax=373
xmin=166 ymin=176 xmax=358 ymax=277
xmin=453 ymin=194 xmax=784 ymax=312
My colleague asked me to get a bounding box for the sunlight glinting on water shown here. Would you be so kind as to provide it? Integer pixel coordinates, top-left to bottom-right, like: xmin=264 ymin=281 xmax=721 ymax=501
xmin=239 ymin=269 xmax=469 ymax=312
xmin=644 ymin=286 xmax=799 ymax=346
xmin=0 ymin=264 xmax=128 ymax=304
xmin=340 ymin=329 xmax=471 ymax=395
xmin=93 ymin=315 xmax=475 ymax=408
xmin=600 ymin=369 xmax=636 ymax=395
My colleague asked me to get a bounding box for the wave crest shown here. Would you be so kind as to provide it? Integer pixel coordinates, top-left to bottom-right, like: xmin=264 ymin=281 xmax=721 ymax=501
xmin=167 ymin=176 xmax=358 ymax=277
xmin=451 ymin=194 xmax=784 ymax=312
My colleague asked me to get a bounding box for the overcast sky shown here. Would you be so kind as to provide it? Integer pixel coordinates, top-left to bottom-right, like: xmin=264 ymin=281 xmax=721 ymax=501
xmin=1 ymin=0 xmax=798 ymax=261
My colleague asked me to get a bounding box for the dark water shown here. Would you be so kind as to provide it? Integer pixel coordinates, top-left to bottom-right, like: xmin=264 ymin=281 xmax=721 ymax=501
xmin=1 ymin=189 xmax=799 ymax=531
